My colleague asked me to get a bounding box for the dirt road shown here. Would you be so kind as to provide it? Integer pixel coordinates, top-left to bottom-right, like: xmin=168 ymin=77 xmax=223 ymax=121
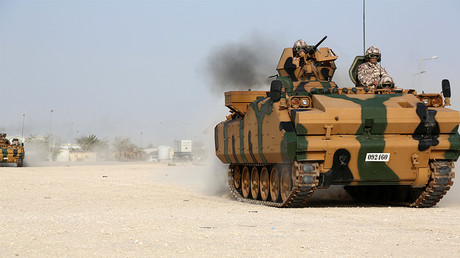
xmin=1 ymin=162 xmax=459 ymax=256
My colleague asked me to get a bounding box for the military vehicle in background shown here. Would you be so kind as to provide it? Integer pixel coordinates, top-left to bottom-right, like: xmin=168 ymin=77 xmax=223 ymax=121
xmin=215 ymin=36 xmax=460 ymax=208
xmin=114 ymin=146 xmax=146 ymax=161
xmin=0 ymin=133 xmax=25 ymax=167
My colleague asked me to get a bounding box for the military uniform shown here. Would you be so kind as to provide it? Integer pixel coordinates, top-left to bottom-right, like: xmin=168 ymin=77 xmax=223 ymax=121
xmin=357 ymin=62 xmax=389 ymax=87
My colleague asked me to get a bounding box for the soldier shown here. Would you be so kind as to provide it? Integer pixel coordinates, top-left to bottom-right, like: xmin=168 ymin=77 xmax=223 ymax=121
xmin=378 ymin=75 xmax=395 ymax=89
xmin=0 ymin=133 xmax=10 ymax=145
xmin=293 ymin=39 xmax=308 ymax=58
xmin=358 ymin=46 xmax=394 ymax=88
xmin=292 ymin=39 xmax=311 ymax=79
xmin=11 ymin=138 xmax=20 ymax=146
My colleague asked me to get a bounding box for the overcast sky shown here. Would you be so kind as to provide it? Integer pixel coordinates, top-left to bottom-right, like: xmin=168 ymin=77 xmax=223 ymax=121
xmin=1 ymin=0 xmax=459 ymax=146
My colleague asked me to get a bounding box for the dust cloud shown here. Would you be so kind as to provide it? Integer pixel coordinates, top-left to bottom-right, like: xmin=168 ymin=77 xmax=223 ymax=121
xmin=439 ymin=180 xmax=460 ymax=207
xmin=23 ymin=141 xmax=50 ymax=167
xmin=203 ymin=33 xmax=281 ymax=94
xmin=197 ymin=123 xmax=230 ymax=197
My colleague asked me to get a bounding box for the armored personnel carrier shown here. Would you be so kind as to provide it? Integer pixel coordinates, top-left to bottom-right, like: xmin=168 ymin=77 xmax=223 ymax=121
xmin=0 ymin=133 xmax=25 ymax=167
xmin=214 ymin=36 xmax=460 ymax=207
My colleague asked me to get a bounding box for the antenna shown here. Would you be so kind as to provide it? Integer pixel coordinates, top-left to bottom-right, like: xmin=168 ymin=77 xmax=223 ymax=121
xmin=363 ymin=0 xmax=366 ymax=54
xmin=21 ymin=114 xmax=25 ymax=143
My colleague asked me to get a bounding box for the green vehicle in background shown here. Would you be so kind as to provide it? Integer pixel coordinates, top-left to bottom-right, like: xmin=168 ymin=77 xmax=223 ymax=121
xmin=1 ymin=133 xmax=25 ymax=167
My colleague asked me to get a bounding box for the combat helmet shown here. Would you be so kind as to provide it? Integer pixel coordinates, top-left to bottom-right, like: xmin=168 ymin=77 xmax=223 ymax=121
xmin=293 ymin=39 xmax=308 ymax=57
xmin=378 ymin=75 xmax=395 ymax=89
xmin=365 ymin=46 xmax=381 ymax=62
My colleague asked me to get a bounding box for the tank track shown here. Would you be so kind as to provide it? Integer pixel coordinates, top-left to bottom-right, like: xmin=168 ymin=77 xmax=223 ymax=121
xmin=228 ymin=161 xmax=320 ymax=208
xmin=344 ymin=160 xmax=455 ymax=208
xmin=409 ymin=160 xmax=455 ymax=207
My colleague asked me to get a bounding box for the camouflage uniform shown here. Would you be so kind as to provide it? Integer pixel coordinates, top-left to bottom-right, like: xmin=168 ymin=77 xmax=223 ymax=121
xmin=357 ymin=46 xmax=393 ymax=88
xmin=357 ymin=62 xmax=390 ymax=87
xmin=293 ymin=39 xmax=307 ymax=49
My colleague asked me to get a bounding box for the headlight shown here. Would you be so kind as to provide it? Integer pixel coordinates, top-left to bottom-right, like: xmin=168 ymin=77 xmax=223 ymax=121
xmin=300 ymin=98 xmax=310 ymax=107
xmin=422 ymin=98 xmax=431 ymax=106
xmin=431 ymin=97 xmax=442 ymax=107
xmin=291 ymin=98 xmax=300 ymax=108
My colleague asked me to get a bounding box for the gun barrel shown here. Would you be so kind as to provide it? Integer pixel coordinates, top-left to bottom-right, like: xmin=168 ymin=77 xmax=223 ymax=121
xmin=306 ymin=36 xmax=328 ymax=54
xmin=314 ymin=36 xmax=327 ymax=49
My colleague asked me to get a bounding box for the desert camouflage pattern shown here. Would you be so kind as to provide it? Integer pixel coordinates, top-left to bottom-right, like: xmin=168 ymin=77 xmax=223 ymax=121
xmin=215 ymin=37 xmax=460 ymax=208
xmin=293 ymin=39 xmax=307 ymax=49
xmin=365 ymin=46 xmax=381 ymax=58
xmin=357 ymin=61 xmax=390 ymax=87
xmin=379 ymin=75 xmax=395 ymax=89
xmin=0 ymin=134 xmax=25 ymax=167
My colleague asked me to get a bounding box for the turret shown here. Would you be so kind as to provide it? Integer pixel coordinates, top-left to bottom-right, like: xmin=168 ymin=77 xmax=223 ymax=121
xmin=276 ymin=36 xmax=338 ymax=90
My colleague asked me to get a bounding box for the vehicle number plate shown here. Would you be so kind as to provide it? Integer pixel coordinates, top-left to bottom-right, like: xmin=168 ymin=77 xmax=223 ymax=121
xmin=365 ymin=153 xmax=390 ymax=162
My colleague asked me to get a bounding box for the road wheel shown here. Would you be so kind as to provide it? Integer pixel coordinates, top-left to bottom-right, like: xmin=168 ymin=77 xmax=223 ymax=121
xmin=280 ymin=167 xmax=292 ymax=202
xmin=270 ymin=167 xmax=280 ymax=202
xmin=241 ymin=166 xmax=250 ymax=198
xmin=260 ymin=167 xmax=270 ymax=201
xmin=250 ymin=167 xmax=260 ymax=200
xmin=233 ymin=166 xmax=241 ymax=189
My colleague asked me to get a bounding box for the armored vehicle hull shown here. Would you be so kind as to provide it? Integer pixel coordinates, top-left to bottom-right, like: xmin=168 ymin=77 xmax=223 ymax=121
xmin=0 ymin=137 xmax=25 ymax=167
xmin=214 ymin=37 xmax=460 ymax=207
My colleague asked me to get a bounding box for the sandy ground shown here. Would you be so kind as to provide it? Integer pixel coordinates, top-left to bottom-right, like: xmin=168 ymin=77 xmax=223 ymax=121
xmin=1 ymin=161 xmax=460 ymax=257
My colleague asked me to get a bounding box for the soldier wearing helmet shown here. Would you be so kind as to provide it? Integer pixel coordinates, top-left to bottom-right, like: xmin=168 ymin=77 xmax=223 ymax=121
xmin=358 ymin=46 xmax=394 ymax=88
xmin=293 ymin=39 xmax=308 ymax=58
xmin=11 ymin=138 xmax=21 ymax=146
xmin=378 ymin=75 xmax=395 ymax=89
xmin=0 ymin=133 xmax=10 ymax=146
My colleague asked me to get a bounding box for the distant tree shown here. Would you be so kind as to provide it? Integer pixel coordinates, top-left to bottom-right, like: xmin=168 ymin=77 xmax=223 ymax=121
xmin=76 ymin=134 xmax=104 ymax=151
xmin=112 ymin=137 xmax=136 ymax=152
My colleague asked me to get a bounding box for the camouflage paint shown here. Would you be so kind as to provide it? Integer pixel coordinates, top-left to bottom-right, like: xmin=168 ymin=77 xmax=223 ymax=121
xmin=1 ymin=148 xmax=7 ymax=163
xmin=326 ymin=94 xmax=400 ymax=182
xmin=214 ymin=126 xmax=219 ymax=151
xmin=413 ymin=103 xmax=440 ymax=151
xmin=319 ymin=81 xmax=332 ymax=91
xmin=277 ymin=76 xmax=293 ymax=94
xmin=216 ymin=42 xmax=460 ymax=195
xmin=223 ymin=121 xmax=231 ymax=163
xmin=293 ymin=112 xmax=309 ymax=134
xmin=446 ymin=125 xmax=460 ymax=160
xmin=0 ymin=145 xmax=24 ymax=165
xmin=231 ymin=135 xmax=239 ymax=163
xmin=294 ymin=82 xmax=308 ymax=93
xmin=320 ymin=148 xmax=354 ymax=186
xmin=280 ymin=122 xmax=297 ymax=162
xmin=248 ymin=98 xmax=274 ymax=164
xmin=248 ymin=130 xmax=257 ymax=163
xmin=296 ymin=137 xmax=308 ymax=161
xmin=239 ymin=119 xmax=248 ymax=163
xmin=282 ymin=57 xmax=298 ymax=81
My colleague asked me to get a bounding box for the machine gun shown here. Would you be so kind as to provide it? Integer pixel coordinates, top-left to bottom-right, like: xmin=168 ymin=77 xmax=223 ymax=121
xmin=305 ymin=36 xmax=328 ymax=55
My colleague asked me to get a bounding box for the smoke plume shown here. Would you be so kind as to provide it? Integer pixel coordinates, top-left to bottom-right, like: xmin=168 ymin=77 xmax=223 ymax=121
xmin=204 ymin=33 xmax=281 ymax=94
